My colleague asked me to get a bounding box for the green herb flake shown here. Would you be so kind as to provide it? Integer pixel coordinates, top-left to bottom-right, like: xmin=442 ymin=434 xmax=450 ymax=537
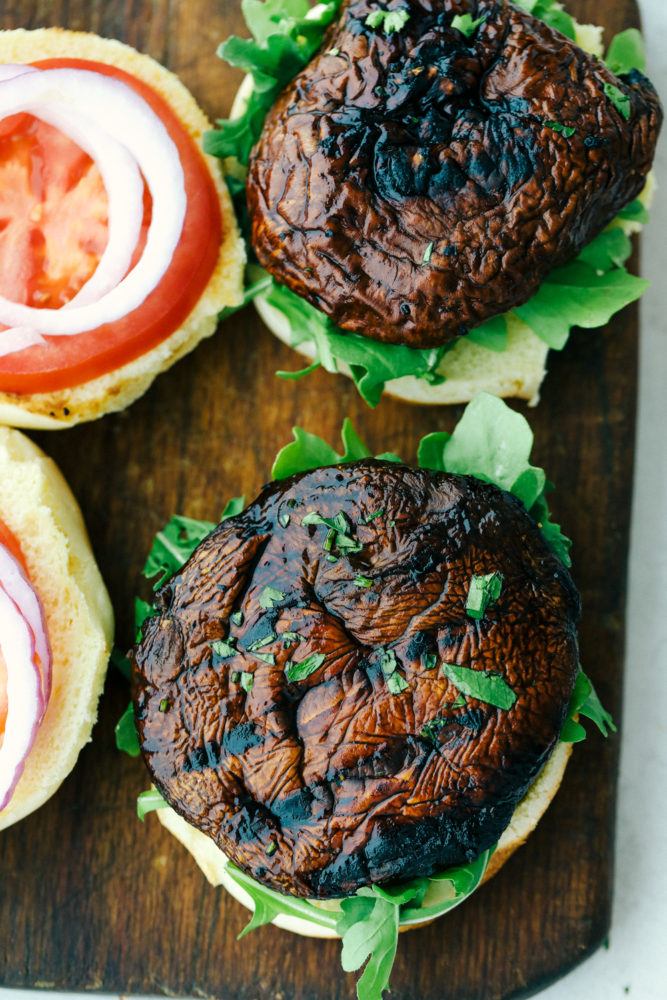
xmin=137 ymin=789 xmax=168 ymax=821
xmin=302 ymin=509 xmax=363 ymax=556
xmin=451 ymin=12 xmax=487 ymax=37
xmin=364 ymin=508 xmax=385 ymax=523
xmin=212 ymin=638 xmax=236 ymax=659
xmin=231 ymin=610 xmax=244 ymax=627
xmin=604 ymin=82 xmax=632 ymax=120
xmin=278 ymin=512 xmax=291 ymax=528
xmin=380 ymin=648 xmax=397 ymax=677
xmin=281 ymin=631 xmax=301 ymax=646
xmin=354 ymin=574 xmax=373 ymax=588
xmin=452 ymin=692 xmax=467 ymax=709
xmin=442 ymin=661 xmax=517 ymax=711
xmin=259 ymin=586 xmax=286 ymax=610
xmin=231 ymin=671 xmax=241 ymax=684
xmin=266 ymin=839 xmax=278 ymax=857
xmin=251 ymin=651 xmax=276 ymax=666
xmin=466 ymin=572 xmax=504 ymax=620
xmin=328 ymin=47 xmax=340 ymax=57
xmin=159 ymin=699 xmax=169 ymax=713
xmin=545 ymin=120 xmax=576 ymax=138
xmin=240 ymin=671 xmax=254 ymax=693
xmin=115 ymin=703 xmax=140 ymax=757
xmin=365 ymin=8 xmax=410 ymax=34
xmin=387 ymin=671 xmax=409 ymax=695
xmin=421 ymin=717 xmax=447 ymax=741
xmin=422 ymin=653 xmax=437 ymax=671
xmin=248 ymin=633 xmax=275 ymax=651
xmin=285 ymin=652 xmax=326 ymax=683
xmin=422 ymin=241 xmax=434 ymax=266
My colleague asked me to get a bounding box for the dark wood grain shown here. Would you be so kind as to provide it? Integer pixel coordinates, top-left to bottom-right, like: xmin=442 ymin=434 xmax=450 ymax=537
xmin=0 ymin=1 xmax=640 ymax=997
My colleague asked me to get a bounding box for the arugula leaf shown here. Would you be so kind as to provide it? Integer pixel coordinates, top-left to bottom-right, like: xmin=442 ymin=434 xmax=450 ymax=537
xmin=465 ymin=314 xmax=508 ymax=353
xmin=577 ymin=229 xmax=632 ymax=272
xmin=267 ymin=280 xmax=446 ymax=407
xmin=143 ymin=515 xmax=216 ymax=588
xmin=442 ymin=662 xmax=517 ymax=711
xmin=513 ymin=0 xmax=575 ymax=39
xmin=605 ymin=28 xmax=646 ymax=76
xmin=137 ymin=789 xmax=168 ymax=821
xmin=617 ymin=199 xmax=650 ymax=225
xmin=272 ymin=417 xmax=371 ymax=478
xmin=115 ymin=703 xmax=140 ymax=757
xmin=340 ymin=896 xmax=399 ymax=1000
xmin=545 ymin=120 xmax=576 ymax=138
xmin=451 ymin=13 xmax=487 ymax=37
xmin=226 ymin=861 xmax=339 ymax=935
xmin=604 ymin=82 xmax=632 ymax=120
xmin=221 ymin=497 xmax=246 ymax=520
xmin=515 ymin=261 xmax=648 ymax=350
xmin=561 ymin=667 xmax=616 ymax=742
xmin=110 ymin=646 xmax=131 ymax=680
xmin=205 ymin=0 xmax=342 ymax=165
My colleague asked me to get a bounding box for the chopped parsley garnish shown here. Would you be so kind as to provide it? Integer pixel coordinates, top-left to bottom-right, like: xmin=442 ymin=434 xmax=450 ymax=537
xmin=545 ymin=120 xmax=576 ymax=138
xmin=365 ymin=8 xmax=410 ymax=34
xmin=422 ymin=241 xmax=434 ymax=266
xmin=259 ymin=586 xmax=286 ymax=609
xmin=240 ymin=671 xmax=254 ymax=693
xmin=451 ymin=12 xmax=487 ymax=37
xmin=604 ymin=82 xmax=631 ymax=120
xmin=231 ymin=610 xmax=244 ymax=627
xmin=328 ymin=47 xmax=340 ymax=57
xmin=281 ymin=631 xmax=301 ymax=646
xmin=452 ymin=692 xmax=467 ymax=709
xmin=248 ymin=634 xmax=275 ymax=651
xmin=364 ymin=508 xmax=385 ymax=523
xmin=159 ymin=699 xmax=169 ymax=713
xmin=442 ymin=661 xmax=517 ymax=711
xmin=285 ymin=652 xmax=326 ymax=682
xmin=466 ymin=572 xmax=504 ymax=620
xmin=251 ymin=651 xmax=276 ymax=666
xmin=212 ymin=638 xmax=236 ymax=659
xmin=266 ymin=840 xmax=278 ymax=857
xmin=231 ymin=671 xmax=241 ymax=684
xmin=380 ymin=647 xmax=409 ymax=694
xmin=421 ymin=653 xmax=437 ymax=671
xmin=354 ymin=574 xmax=373 ymax=588
xmin=278 ymin=513 xmax=291 ymax=527
xmin=420 ymin=717 xmax=448 ymax=741
xmin=303 ymin=509 xmax=363 ymax=556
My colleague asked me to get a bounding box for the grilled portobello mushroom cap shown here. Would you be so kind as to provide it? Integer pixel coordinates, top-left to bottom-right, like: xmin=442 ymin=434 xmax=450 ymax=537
xmin=247 ymin=0 xmax=662 ymax=348
xmin=133 ymin=461 xmax=581 ymax=899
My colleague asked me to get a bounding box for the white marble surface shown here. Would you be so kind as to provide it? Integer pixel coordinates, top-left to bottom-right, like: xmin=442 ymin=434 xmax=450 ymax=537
xmin=2 ymin=3 xmax=666 ymax=999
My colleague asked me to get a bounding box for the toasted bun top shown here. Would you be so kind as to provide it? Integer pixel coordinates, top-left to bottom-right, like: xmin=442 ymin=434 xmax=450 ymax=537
xmin=0 ymin=28 xmax=245 ymax=429
xmin=0 ymin=427 xmax=113 ymax=829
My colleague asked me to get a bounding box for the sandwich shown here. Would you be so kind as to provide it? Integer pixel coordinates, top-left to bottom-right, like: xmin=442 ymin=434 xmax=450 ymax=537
xmin=0 ymin=28 xmax=246 ymax=428
xmin=208 ymin=0 xmax=661 ymax=406
xmin=126 ymin=393 xmax=613 ymax=1000
xmin=0 ymin=426 xmax=113 ymax=830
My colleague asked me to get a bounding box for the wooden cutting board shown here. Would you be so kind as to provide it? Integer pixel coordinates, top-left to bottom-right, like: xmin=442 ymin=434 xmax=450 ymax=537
xmin=0 ymin=1 xmax=640 ymax=997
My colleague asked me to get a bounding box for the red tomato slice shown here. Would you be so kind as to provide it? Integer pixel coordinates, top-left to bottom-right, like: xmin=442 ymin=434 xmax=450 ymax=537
xmin=0 ymin=58 xmax=223 ymax=394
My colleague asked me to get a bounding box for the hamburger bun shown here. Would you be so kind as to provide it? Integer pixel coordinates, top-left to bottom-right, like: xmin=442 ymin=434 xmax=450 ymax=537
xmin=0 ymin=426 xmax=113 ymax=829
xmin=0 ymin=28 xmax=246 ymax=429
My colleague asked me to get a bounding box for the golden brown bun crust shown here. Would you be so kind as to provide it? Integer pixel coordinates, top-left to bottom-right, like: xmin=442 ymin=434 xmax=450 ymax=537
xmin=0 ymin=427 xmax=114 ymax=829
xmin=0 ymin=28 xmax=245 ymax=428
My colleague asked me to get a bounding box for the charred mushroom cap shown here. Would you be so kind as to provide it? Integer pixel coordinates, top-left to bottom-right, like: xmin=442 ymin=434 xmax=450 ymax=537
xmin=133 ymin=461 xmax=581 ymax=899
xmin=247 ymin=0 xmax=662 ymax=348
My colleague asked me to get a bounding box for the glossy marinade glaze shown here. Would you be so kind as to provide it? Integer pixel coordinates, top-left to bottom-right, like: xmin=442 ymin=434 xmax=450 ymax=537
xmin=133 ymin=461 xmax=580 ymax=899
xmin=248 ymin=0 xmax=662 ymax=348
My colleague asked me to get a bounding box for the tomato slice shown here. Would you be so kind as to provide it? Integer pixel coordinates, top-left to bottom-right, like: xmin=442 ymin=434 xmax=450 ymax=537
xmin=0 ymin=58 xmax=223 ymax=394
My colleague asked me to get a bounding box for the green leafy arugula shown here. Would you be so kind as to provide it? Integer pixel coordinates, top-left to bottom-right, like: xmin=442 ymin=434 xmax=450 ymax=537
xmin=451 ymin=13 xmax=488 ymax=38
xmin=137 ymin=789 xmax=168 ymax=821
xmin=210 ymin=0 xmax=650 ymax=407
xmin=560 ymin=668 xmax=617 ymax=743
xmin=274 ymin=394 xmax=572 ymax=566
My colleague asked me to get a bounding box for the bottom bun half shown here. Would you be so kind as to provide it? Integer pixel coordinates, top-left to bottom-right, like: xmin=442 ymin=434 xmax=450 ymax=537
xmin=156 ymin=740 xmax=572 ymax=939
xmin=0 ymin=427 xmax=114 ymax=830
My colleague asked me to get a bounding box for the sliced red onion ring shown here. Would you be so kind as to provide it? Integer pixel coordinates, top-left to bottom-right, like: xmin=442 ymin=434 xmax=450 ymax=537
xmin=0 ymin=583 xmax=44 ymax=811
xmin=0 ymin=67 xmax=186 ymax=348
xmin=0 ymin=542 xmax=51 ymax=704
